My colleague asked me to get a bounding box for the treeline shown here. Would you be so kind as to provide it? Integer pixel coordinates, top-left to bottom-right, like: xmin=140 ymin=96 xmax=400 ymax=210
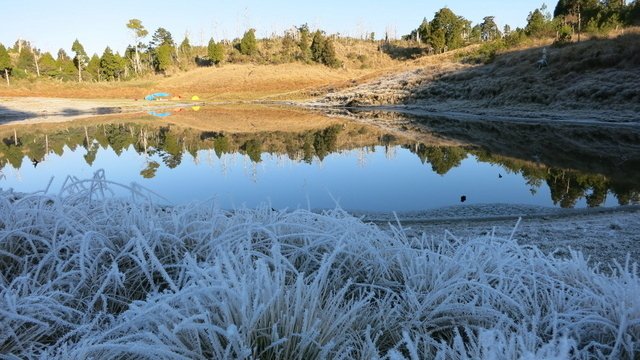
xmin=1 ymin=1 xmax=639 ymax=85
xmin=401 ymin=1 xmax=639 ymax=61
xmin=0 ymin=21 xmax=342 ymax=86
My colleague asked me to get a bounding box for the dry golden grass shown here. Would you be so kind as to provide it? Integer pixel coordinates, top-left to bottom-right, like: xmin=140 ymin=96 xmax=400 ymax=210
xmin=0 ymin=63 xmax=382 ymax=101
xmin=118 ymin=104 xmax=345 ymax=133
xmin=2 ymin=104 xmax=343 ymax=133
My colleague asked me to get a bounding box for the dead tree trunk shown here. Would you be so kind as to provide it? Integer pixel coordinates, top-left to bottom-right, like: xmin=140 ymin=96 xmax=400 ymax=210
xmin=33 ymin=50 xmax=40 ymax=77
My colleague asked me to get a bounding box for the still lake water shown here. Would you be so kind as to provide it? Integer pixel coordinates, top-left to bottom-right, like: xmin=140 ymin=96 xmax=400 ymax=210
xmin=1 ymin=106 xmax=639 ymax=211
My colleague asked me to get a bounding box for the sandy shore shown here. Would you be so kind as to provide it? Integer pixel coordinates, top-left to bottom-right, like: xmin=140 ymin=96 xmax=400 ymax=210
xmin=0 ymin=97 xmax=208 ymax=124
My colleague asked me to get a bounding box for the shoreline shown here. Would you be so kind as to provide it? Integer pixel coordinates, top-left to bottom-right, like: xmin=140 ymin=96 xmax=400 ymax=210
xmin=357 ymin=204 xmax=640 ymax=265
xmin=3 ymin=96 xmax=640 ymax=127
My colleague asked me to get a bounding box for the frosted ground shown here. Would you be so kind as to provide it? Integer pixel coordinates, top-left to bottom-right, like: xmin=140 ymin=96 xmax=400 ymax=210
xmin=1 ymin=172 xmax=639 ymax=359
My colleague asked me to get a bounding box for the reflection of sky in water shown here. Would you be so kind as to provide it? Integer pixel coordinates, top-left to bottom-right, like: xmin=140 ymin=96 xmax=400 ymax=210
xmin=0 ymin=145 xmax=621 ymax=211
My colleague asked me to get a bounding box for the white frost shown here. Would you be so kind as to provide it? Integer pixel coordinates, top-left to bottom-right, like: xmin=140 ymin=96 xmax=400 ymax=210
xmin=1 ymin=171 xmax=639 ymax=359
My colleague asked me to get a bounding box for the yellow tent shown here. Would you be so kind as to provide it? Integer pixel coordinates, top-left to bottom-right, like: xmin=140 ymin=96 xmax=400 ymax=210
xmin=191 ymin=95 xmax=200 ymax=101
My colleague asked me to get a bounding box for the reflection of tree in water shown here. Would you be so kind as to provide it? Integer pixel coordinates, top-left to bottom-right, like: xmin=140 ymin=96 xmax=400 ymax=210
xmin=313 ymin=125 xmax=341 ymax=161
xmin=213 ymin=136 xmax=230 ymax=158
xmin=2 ymin=124 xmax=639 ymax=209
xmin=140 ymin=161 xmax=160 ymax=179
xmin=84 ymin=142 xmax=99 ymax=166
xmin=547 ymin=170 xmax=612 ymax=208
xmin=241 ymin=139 xmax=262 ymax=163
xmin=409 ymin=144 xmax=467 ymax=175
xmin=158 ymin=127 xmax=182 ymax=169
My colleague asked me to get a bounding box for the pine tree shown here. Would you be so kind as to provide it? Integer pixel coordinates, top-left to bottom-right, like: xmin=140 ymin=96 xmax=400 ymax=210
xmin=480 ymin=16 xmax=501 ymax=41
xmin=100 ymin=47 xmax=122 ymax=80
xmin=150 ymin=27 xmax=175 ymax=49
xmin=154 ymin=44 xmax=173 ymax=73
xmin=309 ymin=31 xmax=341 ymax=68
xmin=17 ymin=46 xmax=36 ymax=74
xmin=179 ymin=36 xmax=192 ymax=61
xmin=240 ymin=29 xmax=257 ymax=56
xmin=297 ymin=24 xmax=312 ymax=62
xmin=525 ymin=8 xmax=552 ymax=37
xmin=0 ymin=44 xmax=12 ymax=86
xmin=429 ymin=7 xmax=468 ymax=51
xmin=86 ymin=54 xmax=101 ymax=81
xmin=417 ymin=18 xmax=430 ymax=43
xmin=38 ymin=52 xmax=57 ymax=77
xmin=310 ymin=31 xmax=326 ymax=63
xmin=56 ymin=49 xmax=76 ymax=81
xmin=71 ymin=39 xmax=89 ymax=82
xmin=320 ymin=38 xmax=341 ymax=68
xmin=207 ymin=38 xmax=224 ymax=65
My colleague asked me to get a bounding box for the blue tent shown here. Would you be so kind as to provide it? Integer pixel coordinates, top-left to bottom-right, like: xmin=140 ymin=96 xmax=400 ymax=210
xmin=148 ymin=111 xmax=172 ymax=117
xmin=145 ymin=92 xmax=171 ymax=101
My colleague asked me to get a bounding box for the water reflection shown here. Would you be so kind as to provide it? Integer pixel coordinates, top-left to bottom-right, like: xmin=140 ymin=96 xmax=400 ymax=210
xmin=1 ymin=109 xmax=639 ymax=209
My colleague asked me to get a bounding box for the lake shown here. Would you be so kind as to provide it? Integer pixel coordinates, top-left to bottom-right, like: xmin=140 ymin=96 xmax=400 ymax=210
xmin=1 ymin=105 xmax=639 ymax=211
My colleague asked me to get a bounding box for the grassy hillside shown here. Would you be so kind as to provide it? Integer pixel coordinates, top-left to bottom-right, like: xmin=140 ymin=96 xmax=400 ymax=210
xmin=323 ymin=29 xmax=640 ymax=114
xmin=0 ymin=38 xmax=402 ymax=101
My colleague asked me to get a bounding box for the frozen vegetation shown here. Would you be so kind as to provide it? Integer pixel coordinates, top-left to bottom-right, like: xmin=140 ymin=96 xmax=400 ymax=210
xmin=1 ymin=171 xmax=639 ymax=359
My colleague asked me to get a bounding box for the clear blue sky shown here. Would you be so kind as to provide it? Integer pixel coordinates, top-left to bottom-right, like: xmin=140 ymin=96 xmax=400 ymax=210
xmin=1 ymin=0 xmax=549 ymax=56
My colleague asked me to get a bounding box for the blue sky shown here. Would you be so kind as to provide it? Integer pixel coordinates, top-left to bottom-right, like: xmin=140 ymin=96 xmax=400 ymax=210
xmin=1 ymin=0 xmax=549 ymax=55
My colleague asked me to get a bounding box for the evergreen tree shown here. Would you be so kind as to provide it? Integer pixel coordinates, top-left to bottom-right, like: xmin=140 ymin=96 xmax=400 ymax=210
xmin=154 ymin=44 xmax=173 ymax=73
xmin=179 ymin=36 xmax=192 ymax=61
xmin=469 ymin=24 xmax=483 ymax=43
xmin=320 ymin=37 xmax=341 ymax=68
xmin=525 ymin=8 xmax=552 ymax=37
xmin=240 ymin=28 xmax=257 ymax=56
xmin=38 ymin=52 xmax=57 ymax=77
xmin=0 ymin=44 xmax=12 ymax=86
xmin=56 ymin=49 xmax=76 ymax=81
xmin=297 ymin=24 xmax=312 ymax=62
xmin=480 ymin=16 xmax=501 ymax=41
xmin=417 ymin=18 xmax=430 ymax=43
xmin=17 ymin=46 xmax=36 ymax=75
xmin=100 ymin=47 xmax=124 ymax=80
xmin=126 ymin=19 xmax=148 ymax=75
xmin=309 ymin=31 xmax=341 ymax=68
xmin=628 ymin=0 xmax=640 ymax=25
xmin=86 ymin=54 xmax=101 ymax=81
xmin=207 ymin=38 xmax=224 ymax=65
xmin=281 ymin=30 xmax=296 ymax=61
xmin=310 ymin=31 xmax=326 ymax=63
xmin=429 ymin=7 xmax=468 ymax=51
xmin=148 ymin=28 xmax=175 ymax=73
xmin=150 ymin=27 xmax=175 ymax=49
xmin=71 ymin=39 xmax=89 ymax=82
xmin=429 ymin=28 xmax=447 ymax=53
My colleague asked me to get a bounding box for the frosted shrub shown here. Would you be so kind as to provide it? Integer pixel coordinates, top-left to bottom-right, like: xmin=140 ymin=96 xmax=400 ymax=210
xmin=1 ymin=172 xmax=638 ymax=359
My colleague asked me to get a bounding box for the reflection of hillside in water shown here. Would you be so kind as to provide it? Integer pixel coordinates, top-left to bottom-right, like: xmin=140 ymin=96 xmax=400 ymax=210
xmin=1 ymin=111 xmax=639 ymax=208
xmin=340 ymin=109 xmax=640 ymax=207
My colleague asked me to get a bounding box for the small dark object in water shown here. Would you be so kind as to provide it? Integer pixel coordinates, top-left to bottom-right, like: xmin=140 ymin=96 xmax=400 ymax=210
xmin=32 ymin=158 xmax=39 ymax=168
xmin=498 ymin=174 xmax=503 ymax=178
xmin=460 ymin=195 xmax=467 ymax=203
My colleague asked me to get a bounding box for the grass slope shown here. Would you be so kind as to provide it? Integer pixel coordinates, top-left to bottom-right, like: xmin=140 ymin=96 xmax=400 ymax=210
xmin=1 ymin=172 xmax=639 ymax=359
xmin=322 ymin=29 xmax=640 ymax=115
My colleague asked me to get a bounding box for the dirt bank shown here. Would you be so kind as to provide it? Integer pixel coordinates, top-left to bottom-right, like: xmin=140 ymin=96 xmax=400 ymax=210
xmin=361 ymin=204 xmax=640 ymax=265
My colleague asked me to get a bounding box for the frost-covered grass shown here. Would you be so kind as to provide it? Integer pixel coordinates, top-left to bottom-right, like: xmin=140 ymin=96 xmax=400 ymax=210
xmin=1 ymin=172 xmax=639 ymax=359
